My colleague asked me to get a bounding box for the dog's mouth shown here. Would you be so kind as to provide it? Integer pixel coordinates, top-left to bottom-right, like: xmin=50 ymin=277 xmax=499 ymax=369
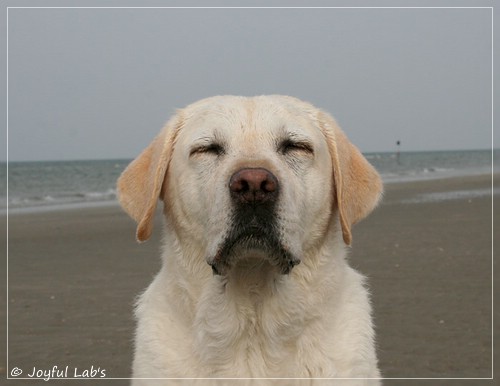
xmin=209 ymin=221 xmax=300 ymax=276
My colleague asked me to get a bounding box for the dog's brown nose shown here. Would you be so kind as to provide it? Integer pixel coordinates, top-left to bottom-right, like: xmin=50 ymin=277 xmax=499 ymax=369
xmin=229 ymin=168 xmax=279 ymax=203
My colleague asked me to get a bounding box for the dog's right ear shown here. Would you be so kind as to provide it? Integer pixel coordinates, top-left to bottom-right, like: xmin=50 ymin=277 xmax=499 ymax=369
xmin=318 ymin=111 xmax=383 ymax=246
xmin=117 ymin=115 xmax=181 ymax=242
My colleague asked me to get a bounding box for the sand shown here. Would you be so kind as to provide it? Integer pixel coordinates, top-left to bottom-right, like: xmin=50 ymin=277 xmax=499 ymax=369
xmin=1 ymin=173 xmax=497 ymax=385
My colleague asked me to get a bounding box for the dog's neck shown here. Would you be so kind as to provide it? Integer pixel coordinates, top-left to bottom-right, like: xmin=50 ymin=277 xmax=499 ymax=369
xmin=197 ymin=245 xmax=347 ymax=376
xmin=158 ymin=228 xmax=348 ymax=375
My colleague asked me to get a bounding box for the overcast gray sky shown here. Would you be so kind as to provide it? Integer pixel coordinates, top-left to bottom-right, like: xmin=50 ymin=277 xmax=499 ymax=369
xmin=3 ymin=4 xmax=496 ymax=161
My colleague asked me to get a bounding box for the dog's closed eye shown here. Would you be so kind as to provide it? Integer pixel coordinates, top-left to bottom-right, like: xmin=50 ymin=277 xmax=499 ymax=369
xmin=190 ymin=143 xmax=225 ymax=157
xmin=279 ymin=139 xmax=314 ymax=155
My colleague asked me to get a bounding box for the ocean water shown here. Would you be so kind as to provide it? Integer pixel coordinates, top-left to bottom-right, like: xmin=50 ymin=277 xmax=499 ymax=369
xmin=1 ymin=149 xmax=497 ymax=212
xmin=365 ymin=149 xmax=496 ymax=182
xmin=2 ymin=159 xmax=128 ymax=212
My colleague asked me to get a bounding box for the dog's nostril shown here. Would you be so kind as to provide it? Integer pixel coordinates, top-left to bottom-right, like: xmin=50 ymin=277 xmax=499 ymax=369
xmin=261 ymin=178 xmax=277 ymax=194
xmin=232 ymin=179 xmax=250 ymax=193
xmin=229 ymin=168 xmax=279 ymax=203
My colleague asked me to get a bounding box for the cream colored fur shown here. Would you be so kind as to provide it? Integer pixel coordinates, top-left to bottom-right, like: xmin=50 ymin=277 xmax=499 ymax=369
xmin=118 ymin=96 xmax=383 ymax=385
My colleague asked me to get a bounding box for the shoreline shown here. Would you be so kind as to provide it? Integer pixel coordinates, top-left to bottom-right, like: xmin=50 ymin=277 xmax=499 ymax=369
xmin=3 ymin=172 xmax=498 ymax=217
xmin=2 ymin=200 xmax=120 ymax=217
xmin=2 ymin=172 xmax=497 ymax=384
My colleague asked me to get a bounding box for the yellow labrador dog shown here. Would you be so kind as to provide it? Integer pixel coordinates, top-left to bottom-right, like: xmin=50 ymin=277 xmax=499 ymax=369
xmin=118 ymin=95 xmax=382 ymax=384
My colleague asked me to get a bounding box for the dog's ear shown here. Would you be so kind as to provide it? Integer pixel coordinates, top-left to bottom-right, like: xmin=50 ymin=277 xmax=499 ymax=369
xmin=117 ymin=115 xmax=181 ymax=242
xmin=318 ymin=111 xmax=383 ymax=245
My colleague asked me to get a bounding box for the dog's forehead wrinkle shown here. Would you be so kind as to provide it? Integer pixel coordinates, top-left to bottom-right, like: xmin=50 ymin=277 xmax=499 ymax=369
xmin=191 ymin=129 xmax=227 ymax=145
xmin=183 ymin=97 xmax=320 ymax=144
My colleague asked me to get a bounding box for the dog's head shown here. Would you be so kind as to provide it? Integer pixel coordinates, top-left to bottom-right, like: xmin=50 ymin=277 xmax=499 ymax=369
xmin=118 ymin=95 xmax=382 ymax=275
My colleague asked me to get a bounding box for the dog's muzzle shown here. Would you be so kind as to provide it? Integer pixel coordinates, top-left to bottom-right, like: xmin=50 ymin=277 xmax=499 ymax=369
xmin=209 ymin=168 xmax=300 ymax=276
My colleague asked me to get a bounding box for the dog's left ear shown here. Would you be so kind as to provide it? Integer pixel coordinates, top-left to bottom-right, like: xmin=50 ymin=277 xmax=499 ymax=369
xmin=318 ymin=111 xmax=383 ymax=245
xmin=117 ymin=115 xmax=181 ymax=242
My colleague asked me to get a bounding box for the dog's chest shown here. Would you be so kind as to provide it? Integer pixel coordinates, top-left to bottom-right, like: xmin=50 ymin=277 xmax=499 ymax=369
xmin=192 ymin=277 xmax=326 ymax=377
xmin=195 ymin=303 xmax=295 ymax=375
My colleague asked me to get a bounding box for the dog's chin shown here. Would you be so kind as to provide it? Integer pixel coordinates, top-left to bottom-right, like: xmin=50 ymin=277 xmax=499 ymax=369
xmin=209 ymin=233 xmax=300 ymax=277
